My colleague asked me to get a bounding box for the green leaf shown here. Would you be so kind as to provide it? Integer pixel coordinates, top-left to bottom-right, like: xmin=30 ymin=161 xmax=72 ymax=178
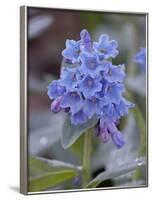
xmin=87 ymin=157 xmax=146 ymax=188
xmin=69 ymin=134 xmax=84 ymax=162
xmin=29 ymin=156 xmax=81 ymax=192
xmin=29 ymin=170 xmax=77 ymax=192
xmin=61 ymin=114 xmax=98 ymax=149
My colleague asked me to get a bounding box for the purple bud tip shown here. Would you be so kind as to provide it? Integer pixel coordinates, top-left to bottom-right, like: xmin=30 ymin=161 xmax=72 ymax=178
xmin=111 ymin=131 xmax=125 ymax=149
xmin=80 ymin=29 xmax=91 ymax=43
xmin=51 ymin=96 xmax=62 ymax=113
xmin=99 ymin=127 xmax=110 ymax=143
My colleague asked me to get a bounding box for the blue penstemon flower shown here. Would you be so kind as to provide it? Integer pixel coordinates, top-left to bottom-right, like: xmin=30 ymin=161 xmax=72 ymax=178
xmin=62 ymin=39 xmax=82 ymax=64
xmin=79 ymin=75 xmax=102 ymax=98
xmin=47 ymin=29 xmax=134 ymax=149
xmin=93 ymin=34 xmax=119 ymax=59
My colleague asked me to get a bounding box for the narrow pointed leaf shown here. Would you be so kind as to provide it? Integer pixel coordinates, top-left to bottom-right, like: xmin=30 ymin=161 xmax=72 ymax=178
xmin=87 ymin=157 xmax=146 ymax=188
xmin=29 ymin=170 xmax=77 ymax=192
xmin=29 ymin=156 xmax=81 ymax=192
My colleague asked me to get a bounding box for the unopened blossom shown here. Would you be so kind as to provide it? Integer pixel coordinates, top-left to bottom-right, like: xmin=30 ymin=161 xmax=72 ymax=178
xmin=51 ymin=96 xmax=62 ymax=113
xmin=80 ymin=29 xmax=92 ymax=52
xmin=47 ymin=29 xmax=134 ymax=149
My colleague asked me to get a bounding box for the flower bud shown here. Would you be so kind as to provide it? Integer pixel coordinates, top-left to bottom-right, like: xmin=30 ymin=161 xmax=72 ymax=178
xmin=99 ymin=127 xmax=110 ymax=143
xmin=111 ymin=131 xmax=125 ymax=149
xmin=80 ymin=29 xmax=92 ymax=52
xmin=51 ymin=96 xmax=62 ymax=113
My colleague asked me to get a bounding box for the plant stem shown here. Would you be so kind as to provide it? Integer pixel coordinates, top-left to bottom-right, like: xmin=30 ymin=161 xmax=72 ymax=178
xmin=127 ymin=91 xmax=147 ymax=180
xmin=82 ymin=128 xmax=92 ymax=188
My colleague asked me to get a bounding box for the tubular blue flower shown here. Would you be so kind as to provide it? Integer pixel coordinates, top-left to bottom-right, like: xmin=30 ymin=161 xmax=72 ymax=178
xmin=93 ymin=34 xmax=119 ymax=59
xmin=116 ymin=98 xmax=135 ymax=117
xmin=107 ymin=122 xmax=125 ymax=149
xmin=60 ymin=67 xmax=79 ymax=89
xmin=79 ymin=52 xmax=104 ymax=77
xmin=62 ymin=39 xmax=81 ymax=63
xmin=60 ymin=90 xmax=83 ymax=114
xmin=111 ymin=130 xmax=125 ymax=149
xmin=47 ymin=80 xmax=65 ymax=100
xmin=104 ymin=83 xmax=125 ymax=104
xmin=50 ymin=96 xmax=62 ymax=113
xmin=79 ymin=75 xmax=102 ymax=98
xmin=83 ymin=96 xmax=103 ymax=119
xmin=99 ymin=118 xmax=125 ymax=148
xmin=95 ymin=78 xmax=109 ymax=98
xmin=71 ymin=109 xmax=87 ymax=126
xmin=134 ymin=48 xmax=146 ymax=71
xmin=80 ymin=29 xmax=92 ymax=52
xmin=103 ymin=64 xmax=126 ymax=83
xmin=102 ymin=103 xmax=120 ymax=122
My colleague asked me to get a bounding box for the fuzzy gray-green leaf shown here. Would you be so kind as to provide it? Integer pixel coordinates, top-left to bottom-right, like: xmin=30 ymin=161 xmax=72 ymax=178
xmin=29 ymin=156 xmax=81 ymax=192
xmin=61 ymin=114 xmax=98 ymax=149
xmin=87 ymin=157 xmax=146 ymax=188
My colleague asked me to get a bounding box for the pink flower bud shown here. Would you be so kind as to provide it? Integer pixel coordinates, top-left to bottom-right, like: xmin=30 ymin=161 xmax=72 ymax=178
xmin=51 ymin=96 xmax=62 ymax=113
xmin=99 ymin=127 xmax=110 ymax=143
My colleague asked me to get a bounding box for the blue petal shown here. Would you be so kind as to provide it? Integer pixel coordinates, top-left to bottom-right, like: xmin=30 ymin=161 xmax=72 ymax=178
xmin=79 ymin=75 xmax=102 ymax=98
xmin=104 ymin=64 xmax=126 ymax=83
xmin=47 ymin=80 xmax=65 ymax=100
xmin=93 ymin=34 xmax=119 ymax=59
xmin=62 ymin=39 xmax=81 ymax=63
xmin=102 ymin=103 xmax=120 ymax=121
xmin=99 ymin=34 xmax=109 ymax=43
xmin=105 ymin=83 xmax=125 ymax=104
xmin=79 ymin=52 xmax=101 ymax=77
xmin=60 ymin=90 xmax=83 ymax=114
xmin=83 ymin=97 xmax=102 ymax=119
xmin=71 ymin=109 xmax=87 ymax=125
xmin=117 ymin=98 xmax=135 ymax=117
xmin=60 ymin=67 xmax=78 ymax=89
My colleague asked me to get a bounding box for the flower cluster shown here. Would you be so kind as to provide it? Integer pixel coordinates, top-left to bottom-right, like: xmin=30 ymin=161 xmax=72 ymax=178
xmin=47 ymin=29 xmax=134 ymax=149
xmin=134 ymin=48 xmax=146 ymax=71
